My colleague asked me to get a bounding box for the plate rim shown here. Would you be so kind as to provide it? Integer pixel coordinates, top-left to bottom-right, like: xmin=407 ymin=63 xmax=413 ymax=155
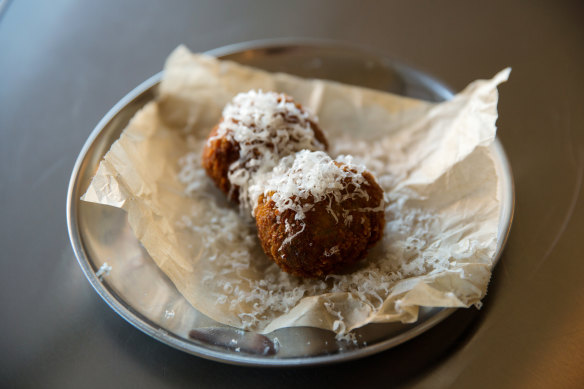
xmin=66 ymin=38 xmax=514 ymax=367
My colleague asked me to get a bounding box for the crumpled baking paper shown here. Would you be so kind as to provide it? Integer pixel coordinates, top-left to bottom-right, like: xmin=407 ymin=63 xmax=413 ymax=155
xmin=82 ymin=45 xmax=510 ymax=335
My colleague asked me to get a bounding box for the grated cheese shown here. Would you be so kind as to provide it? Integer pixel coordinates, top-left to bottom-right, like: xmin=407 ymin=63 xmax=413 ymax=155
xmin=209 ymin=90 xmax=326 ymax=210
xmin=249 ymin=150 xmax=371 ymax=219
xmin=95 ymin=262 xmax=112 ymax=280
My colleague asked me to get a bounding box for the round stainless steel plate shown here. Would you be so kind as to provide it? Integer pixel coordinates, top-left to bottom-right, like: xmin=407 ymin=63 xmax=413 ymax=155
xmin=66 ymin=39 xmax=514 ymax=366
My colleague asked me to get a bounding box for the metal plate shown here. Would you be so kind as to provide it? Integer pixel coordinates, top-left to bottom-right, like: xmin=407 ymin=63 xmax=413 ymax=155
xmin=66 ymin=39 xmax=514 ymax=366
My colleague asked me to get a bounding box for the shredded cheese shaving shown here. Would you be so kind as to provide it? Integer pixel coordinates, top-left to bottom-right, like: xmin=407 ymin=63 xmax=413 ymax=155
xmin=249 ymin=150 xmax=371 ymax=219
xmin=209 ymin=90 xmax=326 ymax=209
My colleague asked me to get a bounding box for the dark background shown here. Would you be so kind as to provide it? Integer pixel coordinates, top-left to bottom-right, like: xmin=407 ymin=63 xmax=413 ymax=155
xmin=1 ymin=1 xmax=583 ymax=388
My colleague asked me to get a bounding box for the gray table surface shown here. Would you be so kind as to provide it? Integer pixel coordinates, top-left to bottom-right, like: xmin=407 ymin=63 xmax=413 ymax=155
xmin=1 ymin=1 xmax=583 ymax=388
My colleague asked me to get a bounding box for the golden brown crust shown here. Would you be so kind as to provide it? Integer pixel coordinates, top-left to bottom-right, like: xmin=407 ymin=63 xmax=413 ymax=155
xmin=201 ymin=123 xmax=241 ymax=202
xmin=278 ymin=94 xmax=328 ymax=150
xmin=254 ymin=169 xmax=385 ymax=278
xmin=309 ymin=120 xmax=328 ymax=150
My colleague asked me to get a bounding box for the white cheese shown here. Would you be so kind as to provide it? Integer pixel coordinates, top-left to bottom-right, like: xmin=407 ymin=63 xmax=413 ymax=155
xmin=209 ymin=90 xmax=326 ymax=210
xmin=95 ymin=262 xmax=112 ymax=280
xmin=249 ymin=150 xmax=374 ymax=219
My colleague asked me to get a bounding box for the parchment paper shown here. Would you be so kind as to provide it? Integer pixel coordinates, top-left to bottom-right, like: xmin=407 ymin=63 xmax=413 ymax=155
xmin=83 ymin=45 xmax=510 ymax=335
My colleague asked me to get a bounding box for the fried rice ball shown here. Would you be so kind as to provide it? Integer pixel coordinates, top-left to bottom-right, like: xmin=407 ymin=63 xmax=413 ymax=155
xmin=252 ymin=151 xmax=385 ymax=278
xmin=202 ymin=90 xmax=327 ymax=204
